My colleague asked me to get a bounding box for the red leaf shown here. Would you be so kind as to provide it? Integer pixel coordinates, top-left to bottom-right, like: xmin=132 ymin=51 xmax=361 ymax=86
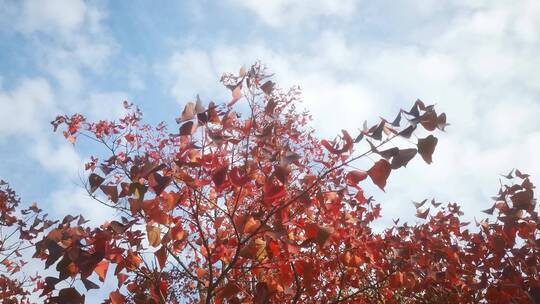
xmin=171 ymin=224 xmax=186 ymax=241
xmin=346 ymin=170 xmax=368 ymax=186
xmin=229 ymin=167 xmax=250 ymax=187
xmin=212 ymin=166 xmax=228 ymax=188
xmin=155 ymin=245 xmax=167 ymax=270
xmin=110 ymin=290 xmax=126 ymax=304
xmin=264 ymin=181 xmax=286 ymax=206
xmin=321 ymin=139 xmax=338 ymax=154
xmin=367 ymin=159 xmax=391 ymax=191
xmin=305 ymin=223 xmax=332 ymax=246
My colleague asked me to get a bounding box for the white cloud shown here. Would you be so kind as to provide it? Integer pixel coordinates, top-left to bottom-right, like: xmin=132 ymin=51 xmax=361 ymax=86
xmin=83 ymin=91 xmax=130 ymax=121
xmin=0 ymin=0 xmax=125 ymax=222
xmin=18 ymin=0 xmax=87 ymax=35
xmin=30 ymin=138 xmax=83 ymax=178
xmin=0 ymin=78 xmax=56 ymax=136
xmin=47 ymin=186 xmax=112 ymax=227
xmin=230 ymin=0 xmax=359 ymax=28
xmin=159 ymin=0 xmax=540 ymax=225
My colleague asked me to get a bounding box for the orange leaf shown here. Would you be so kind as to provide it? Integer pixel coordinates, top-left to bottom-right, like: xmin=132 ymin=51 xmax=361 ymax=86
xmin=243 ymin=216 xmax=260 ymax=234
xmin=146 ymin=225 xmax=161 ymax=247
xmin=94 ymin=260 xmax=109 ymax=282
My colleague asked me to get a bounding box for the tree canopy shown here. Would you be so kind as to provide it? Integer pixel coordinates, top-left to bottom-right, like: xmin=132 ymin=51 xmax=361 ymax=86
xmin=1 ymin=63 xmax=539 ymax=303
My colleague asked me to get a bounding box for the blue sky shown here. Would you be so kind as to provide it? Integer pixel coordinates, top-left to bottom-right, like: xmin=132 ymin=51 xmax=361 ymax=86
xmin=1 ymin=0 xmax=540 ymax=299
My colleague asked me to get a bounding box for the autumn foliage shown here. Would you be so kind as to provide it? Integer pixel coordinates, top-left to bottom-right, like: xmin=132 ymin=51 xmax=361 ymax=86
xmin=1 ymin=63 xmax=539 ymax=303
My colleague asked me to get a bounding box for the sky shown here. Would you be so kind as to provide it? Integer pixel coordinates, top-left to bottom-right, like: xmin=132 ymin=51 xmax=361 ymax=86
xmin=1 ymin=0 xmax=540 ymax=300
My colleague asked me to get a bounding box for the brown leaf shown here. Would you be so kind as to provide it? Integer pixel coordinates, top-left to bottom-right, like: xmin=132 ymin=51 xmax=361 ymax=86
xmin=149 ymin=172 xmax=171 ymax=195
xmin=260 ymin=80 xmax=275 ymax=95
xmin=378 ymin=147 xmax=399 ymax=159
xmin=179 ymin=102 xmax=195 ymax=122
xmin=391 ymin=111 xmax=402 ymax=127
xmin=51 ymin=288 xmax=85 ymax=304
xmin=420 ymin=110 xmax=437 ymax=131
xmin=412 ymin=199 xmax=427 ymax=209
xmin=81 ymin=278 xmax=99 ymax=291
xmin=437 ymin=112 xmax=449 ymax=130
xmin=100 ymin=185 xmax=118 ymax=203
xmin=195 ymin=95 xmax=205 ymax=113
xmin=254 ymin=282 xmax=270 ymax=304
xmin=243 ymin=216 xmax=260 ymax=234
xmin=391 ymin=148 xmax=417 ymax=169
xmin=229 ymin=84 xmax=242 ymax=106
xmin=305 ymin=223 xmax=332 ymax=246
xmin=398 ymin=124 xmax=416 ymax=138
xmin=417 ymin=135 xmax=438 ymax=164
xmin=416 ymin=208 xmax=430 ymax=219
xmin=369 ymin=121 xmax=385 ymax=140
xmin=89 ymin=173 xmax=104 ymax=193
xmin=179 ymin=121 xmax=196 ymax=136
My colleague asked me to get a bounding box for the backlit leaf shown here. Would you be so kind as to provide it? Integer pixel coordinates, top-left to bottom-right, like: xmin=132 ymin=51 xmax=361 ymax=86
xmin=368 ymin=159 xmax=391 ymax=191
xmin=147 ymin=225 xmax=161 ymax=247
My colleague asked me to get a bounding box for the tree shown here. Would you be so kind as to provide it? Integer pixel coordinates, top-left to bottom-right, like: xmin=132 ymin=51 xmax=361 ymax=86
xmin=0 ymin=180 xmax=55 ymax=303
xmin=2 ymin=62 xmax=538 ymax=303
